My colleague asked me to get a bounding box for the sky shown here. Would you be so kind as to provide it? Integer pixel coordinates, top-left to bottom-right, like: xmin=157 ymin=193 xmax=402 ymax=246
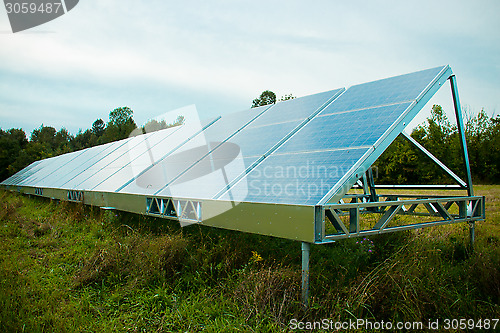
xmin=0 ymin=0 xmax=499 ymax=137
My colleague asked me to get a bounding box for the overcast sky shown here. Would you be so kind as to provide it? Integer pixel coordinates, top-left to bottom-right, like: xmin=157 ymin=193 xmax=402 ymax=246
xmin=1 ymin=0 xmax=499 ymax=136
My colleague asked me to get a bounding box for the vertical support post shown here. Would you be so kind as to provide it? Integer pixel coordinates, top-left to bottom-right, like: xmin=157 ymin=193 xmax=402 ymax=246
xmin=366 ymin=168 xmax=378 ymax=202
xmin=314 ymin=205 xmax=324 ymax=243
xmin=349 ymin=207 xmax=359 ymax=234
xmin=450 ymin=74 xmax=475 ymax=250
xmin=301 ymin=242 xmax=311 ymax=308
xmin=365 ymin=168 xmax=378 ymax=212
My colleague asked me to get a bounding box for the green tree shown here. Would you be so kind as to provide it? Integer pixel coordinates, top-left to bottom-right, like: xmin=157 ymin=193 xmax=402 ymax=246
xmin=375 ymin=105 xmax=500 ymax=185
xmin=465 ymin=109 xmax=500 ymax=183
xmin=31 ymin=125 xmax=56 ymax=149
xmin=92 ymin=119 xmax=105 ymax=137
xmin=141 ymin=115 xmax=185 ymax=134
xmin=71 ymin=129 xmax=97 ymax=151
xmin=30 ymin=125 xmax=73 ymax=157
xmin=0 ymin=128 xmax=28 ymax=181
xmin=54 ymin=128 xmax=73 ymax=155
xmin=101 ymin=107 xmax=137 ymax=143
xmin=8 ymin=142 xmax=52 ymax=177
xmin=109 ymin=107 xmax=134 ymax=127
xmin=252 ymin=90 xmax=276 ymax=108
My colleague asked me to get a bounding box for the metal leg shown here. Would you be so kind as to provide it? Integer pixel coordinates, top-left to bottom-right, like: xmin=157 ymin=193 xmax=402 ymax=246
xmin=450 ymin=75 xmax=474 ymax=197
xmin=301 ymin=242 xmax=311 ymax=308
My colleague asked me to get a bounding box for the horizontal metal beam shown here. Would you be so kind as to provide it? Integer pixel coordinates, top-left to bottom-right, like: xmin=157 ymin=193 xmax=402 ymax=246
xmin=320 ymin=195 xmax=485 ymax=242
xmin=371 ymin=184 xmax=463 ymax=190
xmin=322 ymin=215 xmax=484 ymax=242
xmin=326 ymin=195 xmax=480 ymax=210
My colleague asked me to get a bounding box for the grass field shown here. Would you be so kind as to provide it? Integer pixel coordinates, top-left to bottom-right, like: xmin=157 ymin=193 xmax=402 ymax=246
xmin=0 ymin=186 xmax=499 ymax=332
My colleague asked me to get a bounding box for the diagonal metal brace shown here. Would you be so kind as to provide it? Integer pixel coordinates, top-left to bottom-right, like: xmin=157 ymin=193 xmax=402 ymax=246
xmin=430 ymin=201 xmax=454 ymax=222
xmin=373 ymin=204 xmax=402 ymax=230
xmin=325 ymin=209 xmax=349 ymax=235
xmin=401 ymin=131 xmax=467 ymax=187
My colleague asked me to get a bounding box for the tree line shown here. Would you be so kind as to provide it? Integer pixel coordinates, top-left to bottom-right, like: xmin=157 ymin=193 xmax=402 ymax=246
xmin=1 ymin=99 xmax=498 ymax=185
xmin=374 ymin=105 xmax=500 ymax=184
xmin=0 ymin=107 xmax=183 ymax=182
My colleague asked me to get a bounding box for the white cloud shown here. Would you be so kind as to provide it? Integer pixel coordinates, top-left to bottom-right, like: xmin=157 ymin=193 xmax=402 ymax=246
xmin=0 ymin=0 xmax=499 ymax=135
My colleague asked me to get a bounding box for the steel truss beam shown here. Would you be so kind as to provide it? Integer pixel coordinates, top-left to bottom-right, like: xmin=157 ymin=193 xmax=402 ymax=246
xmin=67 ymin=190 xmax=84 ymax=202
xmin=317 ymin=195 xmax=485 ymax=242
xmin=146 ymin=196 xmax=202 ymax=225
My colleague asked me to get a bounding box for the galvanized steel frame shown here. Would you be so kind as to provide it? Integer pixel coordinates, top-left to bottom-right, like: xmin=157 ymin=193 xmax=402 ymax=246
xmin=301 ymin=71 xmax=485 ymax=306
xmin=318 ymin=195 xmax=485 ymax=242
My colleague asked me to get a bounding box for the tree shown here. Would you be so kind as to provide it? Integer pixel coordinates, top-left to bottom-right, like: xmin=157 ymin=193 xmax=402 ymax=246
xmin=374 ymin=105 xmax=500 ymax=185
xmin=92 ymin=119 xmax=105 ymax=137
xmin=54 ymin=128 xmax=73 ymax=155
xmin=101 ymin=107 xmax=137 ymax=143
xmin=0 ymin=128 xmax=28 ymax=181
xmin=30 ymin=125 xmax=73 ymax=156
xmin=8 ymin=142 xmax=51 ymax=176
xmin=31 ymin=125 xmax=56 ymax=149
xmin=252 ymin=90 xmax=276 ymax=108
xmin=137 ymin=115 xmax=186 ymax=135
xmin=71 ymin=129 xmax=97 ymax=151
xmin=109 ymin=107 xmax=134 ymax=127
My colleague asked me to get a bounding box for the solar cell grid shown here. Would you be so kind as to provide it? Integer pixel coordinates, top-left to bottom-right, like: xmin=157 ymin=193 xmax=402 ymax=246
xmin=154 ymin=89 xmax=343 ymax=199
xmin=1 ymin=66 xmax=449 ymax=209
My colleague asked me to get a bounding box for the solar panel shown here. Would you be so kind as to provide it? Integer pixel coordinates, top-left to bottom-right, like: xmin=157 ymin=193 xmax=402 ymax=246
xmin=1 ymin=159 xmax=41 ymax=186
xmin=65 ymin=131 xmax=163 ymax=190
xmin=1 ymin=65 xmax=451 ymax=210
xmin=18 ymin=149 xmax=87 ymax=187
xmin=2 ymin=65 xmax=463 ymax=243
xmin=155 ymin=89 xmax=344 ymax=200
xmin=116 ymin=105 xmax=271 ymax=196
xmin=217 ymin=66 xmax=448 ymax=205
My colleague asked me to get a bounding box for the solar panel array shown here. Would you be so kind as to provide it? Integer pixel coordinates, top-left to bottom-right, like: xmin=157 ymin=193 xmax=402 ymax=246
xmin=1 ymin=66 xmax=449 ymax=207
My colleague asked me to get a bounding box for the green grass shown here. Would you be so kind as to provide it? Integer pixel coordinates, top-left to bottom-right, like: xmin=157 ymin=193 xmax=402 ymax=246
xmin=0 ymin=187 xmax=499 ymax=332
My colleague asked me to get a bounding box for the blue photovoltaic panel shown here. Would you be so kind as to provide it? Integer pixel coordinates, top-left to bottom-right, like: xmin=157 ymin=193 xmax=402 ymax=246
xmin=219 ymin=148 xmax=367 ymax=205
xmin=118 ymin=105 xmax=270 ymax=195
xmin=218 ymin=66 xmax=447 ymax=205
xmin=66 ymin=131 xmax=162 ymax=190
xmin=1 ymin=66 xmax=449 ymax=209
xmin=278 ymin=102 xmax=412 ymax=153
xmin=111 ymin=116 xmax=222 ymax=195
xmin=217 ymin=103 xmax=412 ymax=205
xmin=2 ymin=160 xmax=42 ymax=186
xmin=89 ymin=124 xmax=187 ymax=192
xmin=155 ymin=89 xmax=343 ymax=200
xmin=52 ymin=141 xmax=125 ymax=189
xmin=321 ymin=66 xmax=445 ymax=113
xmin=9 ymin=156 xmax=59 ymax=186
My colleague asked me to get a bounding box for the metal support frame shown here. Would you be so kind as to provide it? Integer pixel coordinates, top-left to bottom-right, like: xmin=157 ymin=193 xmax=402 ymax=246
xmin=320 ymin=195 xmax=485 ymax=242
xmin=365 ymin=168 xmax=378 ymax=204
xmin=67 ymin=190 xmax=84 ymax=202
xmin=301 ymin=242 xmax=311 ymax=307
xmin=450 ymin=74 xmax=476 ymax=249
xmin=401 ymin=131 xmax=467 ymax=187
xmin=146 ymin=196 xmax=202 ymax=225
